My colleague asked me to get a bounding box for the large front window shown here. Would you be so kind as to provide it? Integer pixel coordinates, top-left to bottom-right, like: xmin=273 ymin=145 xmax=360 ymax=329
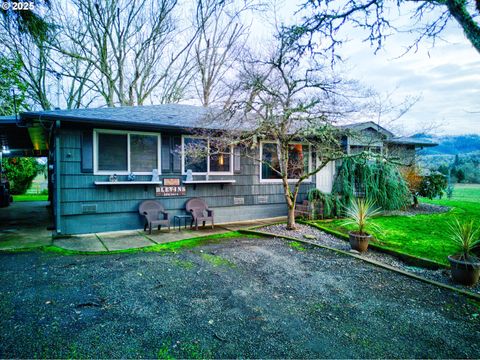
xmin=261 ymin=142 xmax=310 ymax=181
xmin=97 ymin=133 xmax=128 ymax=172
xmin=183 ymin=137 xmax=208 ymax=173
xmin=95 ymin=130 xmax=160 ymax=174
xmin=182 ymin=137 xmax=233 ymax=174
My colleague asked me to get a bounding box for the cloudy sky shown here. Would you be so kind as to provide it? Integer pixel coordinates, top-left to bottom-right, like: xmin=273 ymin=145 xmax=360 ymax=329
xmin=251 ymin=0 xmax=480 ymax=136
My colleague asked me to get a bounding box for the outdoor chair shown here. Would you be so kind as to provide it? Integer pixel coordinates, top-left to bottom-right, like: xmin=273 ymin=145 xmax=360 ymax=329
xmin=138 ymin=200 xmax=170 ymax=234
xmin=185 ymin=198 xmax=214 ymax=230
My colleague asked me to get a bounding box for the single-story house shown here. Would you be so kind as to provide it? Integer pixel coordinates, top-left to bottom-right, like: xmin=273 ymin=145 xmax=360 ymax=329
xmin=0 ymin=105 xmax=436 ymax=235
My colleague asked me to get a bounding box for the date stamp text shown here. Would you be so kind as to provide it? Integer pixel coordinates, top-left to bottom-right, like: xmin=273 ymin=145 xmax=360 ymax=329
xmin=2 ymin=1 xmax=35 ymax=11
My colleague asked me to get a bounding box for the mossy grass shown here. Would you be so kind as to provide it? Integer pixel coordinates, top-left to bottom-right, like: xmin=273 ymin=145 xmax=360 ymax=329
xmin=36 ymin=231 xmax=262 ymax=256
xmin=200 ymin=253 xmax=236 ymax=267
xmin=288 ymin=241 xmax=307 ymax=251
xmin=171 ymin=258 xmax=196 ymax=269
xmin=157 ymin=340 xmax=212 ymax=359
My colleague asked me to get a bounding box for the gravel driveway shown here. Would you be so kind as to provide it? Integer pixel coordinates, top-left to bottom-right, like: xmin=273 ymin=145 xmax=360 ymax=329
xmin=1 ymin=237 xmax=479 ymax=359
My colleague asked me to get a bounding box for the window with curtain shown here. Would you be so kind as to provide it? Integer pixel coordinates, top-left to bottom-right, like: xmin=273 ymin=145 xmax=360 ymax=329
xmin=261 ymin=142 xmax=309 ymax=180
xmin=209 ymin=144 xmax=231 ymax=173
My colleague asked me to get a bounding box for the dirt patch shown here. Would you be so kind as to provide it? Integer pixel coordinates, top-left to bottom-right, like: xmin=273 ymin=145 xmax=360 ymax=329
xmin=0 ymin=237 xmax=479 ymax=358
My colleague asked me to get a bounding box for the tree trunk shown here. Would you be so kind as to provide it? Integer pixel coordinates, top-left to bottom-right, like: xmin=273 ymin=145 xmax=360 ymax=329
xmin=287 ymin=205 xmax=296 ymax=230
xmin=412 ymin=193 xmax=419 ymax=208
xmin=446 ymin=0 xmax=480 ymax=54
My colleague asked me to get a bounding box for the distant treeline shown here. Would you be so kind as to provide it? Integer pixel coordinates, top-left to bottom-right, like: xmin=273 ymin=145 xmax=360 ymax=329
xmin=416 ymin=134 xmax=480 ymax=184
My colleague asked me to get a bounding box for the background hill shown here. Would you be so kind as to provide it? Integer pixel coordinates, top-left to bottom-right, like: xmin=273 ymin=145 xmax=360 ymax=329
xmin=415 ymin=134 xmax=480 ymax=155
xmin=416 ymin=134 xmax=480 ymax=183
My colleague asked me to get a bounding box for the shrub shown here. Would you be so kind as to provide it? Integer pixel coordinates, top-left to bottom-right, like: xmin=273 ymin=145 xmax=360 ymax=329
xmin=307 ymin=188 xmax=338 ymax=219
xmin=2 ymin=158 xmax=39 ymax=194
xmin=418 ymin=173 xmax=447 ymax=199
xmin=401 ymin=166 xmax=422 ymax=194
xmin=449 ymin=218 xmax=480 ymax=261
xmin=333 ymin=157 xmax=410 ymax=211
xmin=343 ymin=198 xmax=381 ymax=235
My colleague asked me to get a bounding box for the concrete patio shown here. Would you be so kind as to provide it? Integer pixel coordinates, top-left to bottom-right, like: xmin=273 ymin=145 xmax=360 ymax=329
xmin=0 ymin=201 xmax=53 ymax=250
xmin=53 ymin=218 xmax=283 ymax=252
xmin=0 ymin=201 xmax=284 ymax=252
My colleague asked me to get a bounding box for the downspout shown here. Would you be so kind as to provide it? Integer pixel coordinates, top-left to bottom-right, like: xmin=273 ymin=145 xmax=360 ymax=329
xmin=55 ymin=120 xmax=61 ymax=235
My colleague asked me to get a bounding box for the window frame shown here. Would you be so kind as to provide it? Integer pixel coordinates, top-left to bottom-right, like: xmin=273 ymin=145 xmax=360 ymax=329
xmin=93 ymin=129 xmax=161 ymax=175
xmin=181 ymin=135 xmax=234 ymax=176
xmin=259 ymin=141 xmax=312 ymax=183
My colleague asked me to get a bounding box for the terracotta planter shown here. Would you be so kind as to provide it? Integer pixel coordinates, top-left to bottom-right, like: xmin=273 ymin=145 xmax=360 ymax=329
xmin=448 ymin=255 xmax=480 ymax=286
xmin=348 ymin=232 xmax=372 ymax=253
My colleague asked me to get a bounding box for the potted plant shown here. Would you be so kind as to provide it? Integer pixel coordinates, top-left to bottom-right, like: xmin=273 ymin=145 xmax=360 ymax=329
xmin=344 ymin=198 xmax=380 ymax=252
xmin=447 ymin=219 xmax=480 ymax=286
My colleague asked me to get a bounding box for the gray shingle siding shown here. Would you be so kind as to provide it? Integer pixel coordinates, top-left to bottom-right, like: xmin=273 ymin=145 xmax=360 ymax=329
xmin=58 ymin=128 xmax=314 ymax=234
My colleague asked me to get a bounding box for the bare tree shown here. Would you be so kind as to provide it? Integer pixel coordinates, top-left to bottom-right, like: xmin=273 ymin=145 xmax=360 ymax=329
xmin=201 ymin=31 xmax=366 ymax=230
xmin=0 ymin=3 xmax=99 ymax=110
xmin=192 ymin=0 xmax=254 ymax=106
xmin=289 ymin=0 xmax=480 ymax=57
xmin=53 ymin=0 xmax=198 ymax=107
xmin=0 ymin=13 xmax=53 ymax=110
xmin=56 ymin=57 xmax=99 ymax=109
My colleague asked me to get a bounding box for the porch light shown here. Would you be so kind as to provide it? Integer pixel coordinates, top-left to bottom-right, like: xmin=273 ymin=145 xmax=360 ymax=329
xmin=2 ymin=146 xmax=10 ymax=155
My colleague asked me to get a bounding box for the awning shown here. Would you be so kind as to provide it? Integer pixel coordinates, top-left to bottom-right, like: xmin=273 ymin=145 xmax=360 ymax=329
xmin=0 ymin=116 xmax=49 ymax=157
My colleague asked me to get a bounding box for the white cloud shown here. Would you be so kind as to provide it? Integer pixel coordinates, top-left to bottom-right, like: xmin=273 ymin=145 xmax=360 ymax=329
xmin=270 ymin=1 xmax=480 ymax=135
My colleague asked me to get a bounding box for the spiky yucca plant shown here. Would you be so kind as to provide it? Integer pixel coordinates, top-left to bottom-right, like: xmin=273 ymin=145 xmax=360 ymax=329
xmin=449 ymin=219 xmax=480 ymax=261
xmin=344 ymin=198 xmax=381 ymax=235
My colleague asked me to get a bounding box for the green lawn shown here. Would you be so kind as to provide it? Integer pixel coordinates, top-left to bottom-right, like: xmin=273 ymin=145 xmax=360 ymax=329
xmin=12 ymin=194 xmax=48 ymax=202
xmin=311 ymin=184 xmax=480 ymax=266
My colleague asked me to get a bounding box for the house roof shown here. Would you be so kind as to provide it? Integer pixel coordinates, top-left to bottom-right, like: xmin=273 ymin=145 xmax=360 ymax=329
xmin=340 ymin=121 xmax=395 ymax=138
xmin=20 ymin=104 xmax=221 ymax=131
xmin=0 ymin=115 xmax=18 ymax=124
xmin=385 ymin=136 xmax=437 ymax=147
xmin=17 ymin=106 xmax=438 ymax=151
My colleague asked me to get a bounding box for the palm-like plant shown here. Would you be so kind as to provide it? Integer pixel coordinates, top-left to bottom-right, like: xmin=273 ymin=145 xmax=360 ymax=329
xmin=449 ymin=219 xmax=480 ymax=261
xmin=344 ymin=198 xmax=381 ymax=235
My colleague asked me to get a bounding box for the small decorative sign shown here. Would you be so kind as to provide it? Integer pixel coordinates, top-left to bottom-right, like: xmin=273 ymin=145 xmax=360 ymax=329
xmin=156 ymin=186 xmax=186 ymax=197
xmin=164 ymin=178 xmax=180 ymax=186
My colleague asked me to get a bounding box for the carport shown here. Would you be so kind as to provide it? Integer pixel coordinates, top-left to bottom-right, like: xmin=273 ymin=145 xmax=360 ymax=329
xmin=0 ymin=115 xmax=53 ymax=246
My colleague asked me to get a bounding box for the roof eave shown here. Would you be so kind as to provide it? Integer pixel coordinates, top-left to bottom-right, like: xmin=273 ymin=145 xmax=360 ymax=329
xmin=20 ymin=113 xmax=224 ymax=132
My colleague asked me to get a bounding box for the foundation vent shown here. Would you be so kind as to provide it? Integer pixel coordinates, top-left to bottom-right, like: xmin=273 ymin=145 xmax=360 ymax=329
xmin=258 ymin=196 xmax=268 ymax=204
xmin=82 ymin=204 xmax=97 ymax=214
xmin=233 ymin=197 xmax=244 ymax=205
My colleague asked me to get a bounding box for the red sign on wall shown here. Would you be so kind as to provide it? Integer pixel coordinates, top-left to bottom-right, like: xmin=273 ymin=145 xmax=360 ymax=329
xmin=164 ymin=178 xmax=180 ymax=186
